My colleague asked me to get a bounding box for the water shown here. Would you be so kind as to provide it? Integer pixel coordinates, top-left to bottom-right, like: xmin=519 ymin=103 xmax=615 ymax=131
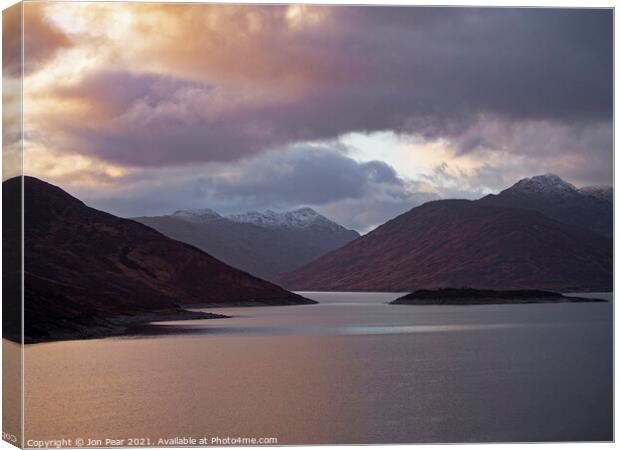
xmin=17 ymin=292 xmax=613 ymax=445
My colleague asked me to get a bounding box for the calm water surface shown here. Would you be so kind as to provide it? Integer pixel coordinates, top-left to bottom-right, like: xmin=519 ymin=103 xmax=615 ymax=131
xmin=21 ymin=292 xmax=613 ymax=444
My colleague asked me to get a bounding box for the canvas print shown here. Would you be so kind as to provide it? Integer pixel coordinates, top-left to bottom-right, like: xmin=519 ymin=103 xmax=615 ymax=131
xmin=2 ymin=2 xmax=614 ymax=447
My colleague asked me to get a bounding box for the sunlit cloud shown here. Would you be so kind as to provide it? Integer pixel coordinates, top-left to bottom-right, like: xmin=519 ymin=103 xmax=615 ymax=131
xmin=24 ymin=142 xmax=130 ymax=187
xmin=11 ymin=2 xmax=612 ymax=230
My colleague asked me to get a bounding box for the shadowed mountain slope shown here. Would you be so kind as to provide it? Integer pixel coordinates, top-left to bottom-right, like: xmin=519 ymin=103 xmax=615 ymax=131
xmin=3 ymin=177 xmax=313 ymax=342
xmin=275 ymin=199 xmax=612 ymax=292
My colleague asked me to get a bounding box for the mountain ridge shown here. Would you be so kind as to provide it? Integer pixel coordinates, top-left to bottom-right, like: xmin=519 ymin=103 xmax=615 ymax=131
xmin=227 ymin=207 xmax=344 ymax=230
xmin=133 ymin=207 xmax=359 ymax=279
xmin=478 ymin=173 xmax=612 ymax=237
xmin=275 ymin=196 xmax=612 ymax=292
xmin=579 ymin=185 xmax=613 ymax=202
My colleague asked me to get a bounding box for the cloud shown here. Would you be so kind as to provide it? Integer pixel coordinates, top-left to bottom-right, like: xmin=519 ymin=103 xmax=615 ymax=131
xmin=23 ymin=5 xmax=612 ymax=169
xmin=210 ymin=147 xmax=407 ymax=205
xmin=2 ymin=5 xmax=22 ymax=77
xmin=67 ymin=146 xmax=437 ymax=232
xmin=18 ymin=4 xmax=613 ymax=231
xmin=317 ymin=189 xmax=439 ymax=233
xmin=3 ymin=3 xmax=72 ymax=77
xmin=420 ymin=119 xmax=613 ymax=195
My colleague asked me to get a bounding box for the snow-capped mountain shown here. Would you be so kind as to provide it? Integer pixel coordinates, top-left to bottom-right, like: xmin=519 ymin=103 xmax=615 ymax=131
xmin=510 ymin=173 xmax=579 ymax=196
xmin=171 ymin=208 xmax=222 ymax=223
xmin=132 ymin=207 xmax=359 ymax=280
xmin=227 ymin=207 xmax=343 ymax=231
xmin=505 ymin=173 xmax=612 ymax=202
xmin=277 ymin=173 xmax=613 ymax=292
xmin=579 ymin=185 xmax=613 ymax=202
xmin=479 ymin=173 xmax=612 ymax=237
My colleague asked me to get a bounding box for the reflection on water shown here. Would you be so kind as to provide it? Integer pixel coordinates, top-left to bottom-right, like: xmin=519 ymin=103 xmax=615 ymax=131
xmin=23 ymin=292 xmax=612 ymax=444
xmin=130 ymin=321 xmax=580 ymax=338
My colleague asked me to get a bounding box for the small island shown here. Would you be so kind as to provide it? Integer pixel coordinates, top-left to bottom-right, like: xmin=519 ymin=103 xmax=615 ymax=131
xmin=390 ymin=288 xmax=607 ymax=305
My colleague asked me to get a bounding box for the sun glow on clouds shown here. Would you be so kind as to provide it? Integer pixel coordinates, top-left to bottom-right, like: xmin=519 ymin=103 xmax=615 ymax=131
xmin=8 ymin=3 xmax=612 ymax=228
xmin=24 ymin=144 xmax=129 ymax=187
xmin=40 ymin=2 xmax=332 ymax=91
xmin=46 ymin=2 xmax=134 ymax=38
xmin=19 ymin=2 xmax=340 ymax=184
xmin=341 ymin=131 xmax=507 ymax=198
xmin=285 ymin=5 xmax=328 ymax=28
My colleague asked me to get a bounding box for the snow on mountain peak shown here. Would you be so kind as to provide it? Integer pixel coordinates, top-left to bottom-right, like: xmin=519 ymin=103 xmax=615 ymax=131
xmin=511 ymin=173 xmax=578 ymax=195
xmin=172 ymin=208 xmax=222 ymax=223
xmin=579 ymin=185 xmax=613 ymax=202
xmin=227 ymin=208 xmax=337 ymax=229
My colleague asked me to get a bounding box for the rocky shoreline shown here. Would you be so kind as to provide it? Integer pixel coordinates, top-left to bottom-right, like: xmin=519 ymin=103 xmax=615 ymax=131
xmin=11 ymin=296 xmax=319 ymax=344
xmin=7 ymin=309 xmax=229 ymax=344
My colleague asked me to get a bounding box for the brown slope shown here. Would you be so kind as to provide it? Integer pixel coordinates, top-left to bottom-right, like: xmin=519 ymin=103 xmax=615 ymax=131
xmin=275 ymin=199 xmax=612 ymax=292
xmin=3 ymin=177 xmax=314 ymax=342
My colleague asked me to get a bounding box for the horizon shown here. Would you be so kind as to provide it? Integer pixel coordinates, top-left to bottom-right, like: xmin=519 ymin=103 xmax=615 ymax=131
xmin=3 ymin=4 xmax=613 ymax=231
xmin=125 ymin=171 xmax=615 ymax=235
xmin=10 ymin=171 xmax=613 ymax=234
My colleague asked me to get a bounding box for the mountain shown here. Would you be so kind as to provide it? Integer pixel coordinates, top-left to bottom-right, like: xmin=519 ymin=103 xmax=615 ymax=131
xmin=478 ymin=174 xmax=612 ymax=237
xmin=579 ymin=185 xmax=613 ymax=203
xmin=133 ymin=208 xmax=359 ymax=280
xmin=3 ymin=177 xmax=314 ymax=342
xmin=228 ymin=207 xmax=344 ymax=230
xmin=275 ymin=199 xmax=612 ymax=292
xmin=171 ymin=208 xmax=222 ymax=223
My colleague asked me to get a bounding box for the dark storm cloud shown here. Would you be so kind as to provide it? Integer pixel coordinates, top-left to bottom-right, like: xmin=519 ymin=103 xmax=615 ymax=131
xmin=211 ymin=148 xmax=406 ymax=205
xmin=36 ymin=6 xmax=612 ymax=168
xmin=366 ymin=7 xmax=613 ymax=125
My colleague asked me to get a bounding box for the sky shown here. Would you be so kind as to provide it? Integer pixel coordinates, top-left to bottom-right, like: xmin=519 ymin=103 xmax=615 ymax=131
xmin=3 ymin=3 xmax=613 ymax=232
